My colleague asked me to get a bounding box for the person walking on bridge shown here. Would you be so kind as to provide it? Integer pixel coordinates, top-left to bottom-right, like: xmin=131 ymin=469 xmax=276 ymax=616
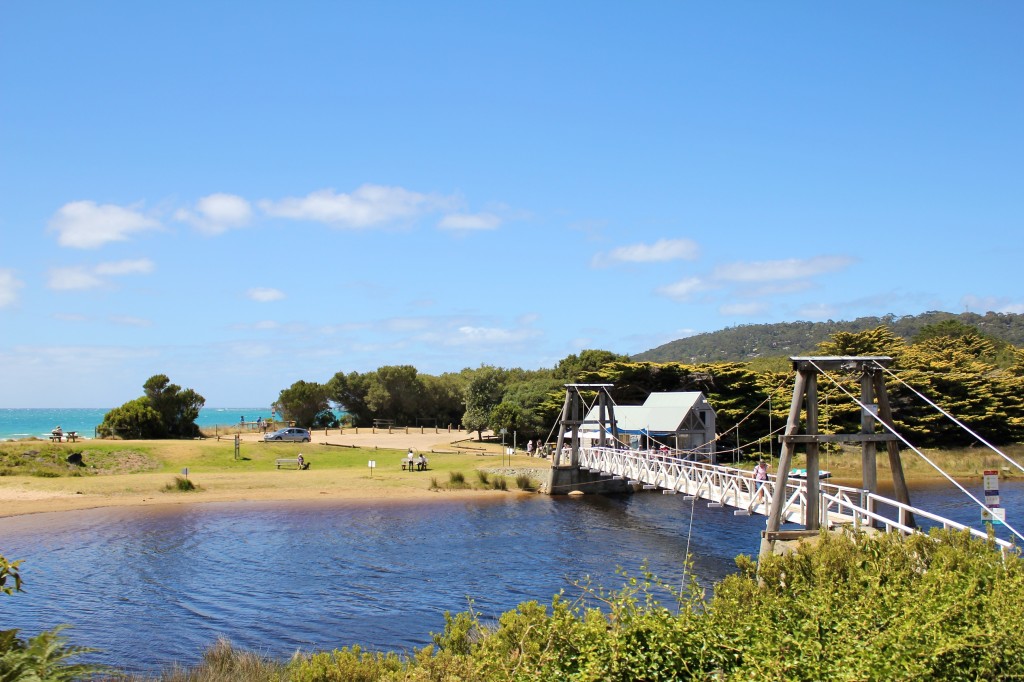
xmin=753 ymin=459 xmax=769 ymax=504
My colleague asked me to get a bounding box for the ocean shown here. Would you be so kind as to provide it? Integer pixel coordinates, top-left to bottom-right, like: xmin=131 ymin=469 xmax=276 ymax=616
xmin=0 ymin=407 xmax=276 ymax=441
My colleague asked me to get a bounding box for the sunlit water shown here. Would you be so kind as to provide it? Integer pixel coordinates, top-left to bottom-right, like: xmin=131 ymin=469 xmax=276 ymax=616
xmin=1 ymin=482 xmax=1020 ymax=673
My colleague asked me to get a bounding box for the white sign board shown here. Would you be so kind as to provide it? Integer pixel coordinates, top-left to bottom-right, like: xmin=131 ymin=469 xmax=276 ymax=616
xmin=981 ymin=507 xmax=1006 ymax=523
xmin=368 ymin=460 xmax=376 ymax=468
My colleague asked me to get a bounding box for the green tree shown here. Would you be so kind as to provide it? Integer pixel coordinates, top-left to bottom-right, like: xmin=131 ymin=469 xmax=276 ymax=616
xmin=143 ymin=374 xmax=205 ymax=438
xmin=97 ymin=397 xmax=163 ymax=439
xmin=98 ymin=375 xmax=205 ymax=439
xmin=462 ymin=366 xmax=506 ymax=440
xmin=364 ymin=365 xmax=427 ymax=425
xmin=553 ymin=349 xmax=630 ymax=381
xmin=274 ymin=380 xmax=332 ymax=428
xmin=327 ymin=371 xmax=373 ymax=426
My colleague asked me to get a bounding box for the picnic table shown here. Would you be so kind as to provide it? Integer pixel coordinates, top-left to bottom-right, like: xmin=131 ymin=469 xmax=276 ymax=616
xmin=50 ymin=431 xmax=78 ymax=443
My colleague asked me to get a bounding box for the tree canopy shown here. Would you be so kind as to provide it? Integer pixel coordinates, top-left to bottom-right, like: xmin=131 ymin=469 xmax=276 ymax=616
xmin=98 ymin=374 xmax=205 ymax=439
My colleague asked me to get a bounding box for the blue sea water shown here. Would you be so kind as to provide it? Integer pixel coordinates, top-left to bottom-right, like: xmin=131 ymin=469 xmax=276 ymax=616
xmin=0 ymin=407 xmax=275 ymax=441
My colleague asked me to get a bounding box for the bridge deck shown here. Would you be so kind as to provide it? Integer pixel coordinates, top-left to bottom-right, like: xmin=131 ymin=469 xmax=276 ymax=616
xmin=576 ymin=446 xmax=1012 ymax=552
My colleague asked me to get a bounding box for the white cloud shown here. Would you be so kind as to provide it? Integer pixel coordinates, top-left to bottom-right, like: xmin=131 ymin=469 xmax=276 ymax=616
xmin=259 ymin=184 xmax=452 ymax=228
xmin=247 ymin=287 xmax=285 ymax=302
xmin=0 ymin=269 xmax=24 ymax=307
xmin=441 ymin=325 xmax=541 ymax=346
xmin=49 ymin=259 xmax=155 ymax=291
xmin=94 ymin=258 xmax=155 ymax=276
xmin=713 ymin=255 xmax=853 ymax=283
xmin=49 ymin=201 xmax=161 ymax=249
xmin=438 ymin=212 xmax=501 ymax=231
xmin=176 ymin=193 xmax=253 ymax=235
xmin=48 ymin=266 xmax=104 ymax=291
xmin=795 ymin=303 xmax=838 ymax=320
xmin=962 ymin=295 xmax=1024 ymax=315
xmin=594 ymin=238 xmax=700 ymax=267
xmin=656 ymin=277 xmax=708 ymax=301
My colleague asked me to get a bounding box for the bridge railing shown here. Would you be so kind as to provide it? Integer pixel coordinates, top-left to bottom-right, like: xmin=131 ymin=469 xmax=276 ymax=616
xmin=578 ymin=446 xmax=1014 ymax=553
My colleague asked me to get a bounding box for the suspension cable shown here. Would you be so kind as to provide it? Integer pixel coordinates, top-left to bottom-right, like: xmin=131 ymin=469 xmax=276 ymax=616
xmin=807 ymin=359 xmax=1024 ymax=544
xmin=871 ymin=360 xmax=1024 ymax=474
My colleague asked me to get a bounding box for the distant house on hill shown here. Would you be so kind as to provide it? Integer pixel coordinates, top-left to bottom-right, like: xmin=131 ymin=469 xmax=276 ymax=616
xmin=580 ymin=391 xmax=717 ymax=462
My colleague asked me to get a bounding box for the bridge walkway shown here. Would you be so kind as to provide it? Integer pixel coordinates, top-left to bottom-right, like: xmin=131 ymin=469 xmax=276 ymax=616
xmin=576 ymin=445 xmax=1013 ymax=553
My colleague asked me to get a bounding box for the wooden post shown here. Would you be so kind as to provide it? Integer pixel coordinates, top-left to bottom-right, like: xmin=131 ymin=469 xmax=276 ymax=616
xmin=805 ymin=372 xmax=820 ymax=531
xmin=553 ymin=390 xmax=572 ymax=467
xmin=873 ymin=370 xmax=915 ymax=527
xmin=860 ymin=370 xmax=877 ymax=495
xmin=761 ymin=369 xmax=808 ymax=557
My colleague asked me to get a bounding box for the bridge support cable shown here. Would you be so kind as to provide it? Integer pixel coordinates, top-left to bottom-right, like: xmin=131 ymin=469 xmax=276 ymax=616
xmin=811 ymin=359 xmax=1024 ymax=546
xmin=760 ymin=356 xmax=921 ymax=562
xmin=873 ymin=360 xmax=1024 ymax=475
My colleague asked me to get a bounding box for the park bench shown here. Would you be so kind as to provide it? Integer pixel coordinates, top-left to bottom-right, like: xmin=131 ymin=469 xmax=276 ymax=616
xmin=275 ymin=458 xmax=310 ymax=470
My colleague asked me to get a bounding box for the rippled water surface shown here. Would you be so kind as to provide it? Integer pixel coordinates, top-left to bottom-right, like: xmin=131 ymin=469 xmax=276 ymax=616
xmin=1 ymin=482 xmax=1019 ymax=673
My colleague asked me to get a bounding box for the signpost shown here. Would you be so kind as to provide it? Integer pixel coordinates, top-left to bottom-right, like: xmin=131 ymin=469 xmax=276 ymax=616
xmin=368 ymin=460 xmax=376 ymax=478
xmin=982 ymin=469 xmax=1005 ymax=524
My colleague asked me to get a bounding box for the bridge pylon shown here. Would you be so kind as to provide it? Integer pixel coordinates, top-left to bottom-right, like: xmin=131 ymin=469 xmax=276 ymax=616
xmin=759 ymin=356 xmax=914 ymax=560
xmin=546 ymin=384 xmax=629 ymax=495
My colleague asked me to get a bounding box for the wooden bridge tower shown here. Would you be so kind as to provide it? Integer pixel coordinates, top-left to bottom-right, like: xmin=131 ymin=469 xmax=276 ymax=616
xmin=759 ymin=356 xmax=914 ymax=559
xmin=551 ymin=383 xmax=618 ymax=468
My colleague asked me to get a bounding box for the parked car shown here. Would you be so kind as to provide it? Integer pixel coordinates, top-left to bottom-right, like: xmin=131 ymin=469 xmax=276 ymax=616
xmin=263 ymin=427 xmax=311 ymax=442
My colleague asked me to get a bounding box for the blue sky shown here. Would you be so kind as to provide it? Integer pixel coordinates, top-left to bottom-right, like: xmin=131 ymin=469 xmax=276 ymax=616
xmin=1 ymin=2 xmax=1021 ymax=408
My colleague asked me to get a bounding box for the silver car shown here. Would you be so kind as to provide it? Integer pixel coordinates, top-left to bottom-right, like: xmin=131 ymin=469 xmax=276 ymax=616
xmin=263 ymin=427 xmax=311 ymax=442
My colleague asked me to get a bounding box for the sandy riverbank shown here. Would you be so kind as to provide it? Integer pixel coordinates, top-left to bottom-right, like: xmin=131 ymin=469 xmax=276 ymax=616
xmin=0 ymin=427 xmax=551 ymax=518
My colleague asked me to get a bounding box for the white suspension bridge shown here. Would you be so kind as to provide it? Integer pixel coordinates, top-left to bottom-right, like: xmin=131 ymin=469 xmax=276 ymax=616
xmin=546 ymin=356 xmax=1022 ymax=559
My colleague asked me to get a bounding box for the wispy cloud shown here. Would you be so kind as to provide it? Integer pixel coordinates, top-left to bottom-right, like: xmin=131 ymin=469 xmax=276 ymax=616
xmin=259 ymin=184 xmax=453 ymax=228
xmin=247 ymin=287 xmax=285 ymax=302
xmin=438 ymin=212 xmax=501 ymax=231
xmin=656 ymin=277 xmax=710 ymax=301
xmin=48 ymin=259 xmax=155 ymax=291
xmin=713 ymin=255 xmax=853 ymax=283
xmin=109 ymin=315 xmax=153 ymax=327
xmin=48 ymin=267 xmax=104 ymax=291
xmin=176 ymin=193 xmax=253 ymax=235
xmin=795 ymin=303 xmax=838 ymax=320
xmin=0 ymin=269 xmax=24 ymax=307
xmin=49 ymin=201 xmax=161 ymax=249
xmin=594 ymin=238 xmax=700 ymax=267
xmin=436 ymin=325 xmax=542 ymax=346
xmin=962 ymin=294 xmax=1024 ymax=315
xmin=94 ymin=259 xmax=155 ymax=276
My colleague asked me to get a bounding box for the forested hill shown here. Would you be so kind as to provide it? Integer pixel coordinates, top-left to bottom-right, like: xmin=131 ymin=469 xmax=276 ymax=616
xmin=634 ymin=311 xmax=1024 ymax=363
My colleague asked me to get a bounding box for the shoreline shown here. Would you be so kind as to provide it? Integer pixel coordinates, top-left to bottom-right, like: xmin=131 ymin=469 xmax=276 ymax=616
xmin=0 ymin=428 xmax=549 ymax=519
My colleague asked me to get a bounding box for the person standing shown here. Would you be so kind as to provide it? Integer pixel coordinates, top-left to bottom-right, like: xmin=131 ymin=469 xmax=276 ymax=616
xmin=526 ymin=439 xmax=534 ymax=456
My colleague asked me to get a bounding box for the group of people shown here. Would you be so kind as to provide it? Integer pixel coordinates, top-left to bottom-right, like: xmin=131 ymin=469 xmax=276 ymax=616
xmin=404 ymin=448 xmax=429 ymax=471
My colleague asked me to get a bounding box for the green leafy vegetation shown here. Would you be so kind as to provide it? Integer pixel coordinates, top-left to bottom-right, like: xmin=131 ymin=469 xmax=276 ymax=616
xmin=163 ymin=476 xmax=198 ymax=492
xmin=635 ymin=310 xmax=1024 ymax=364
xmin=97 ymin=529 xmax=1024 ymax=681
xmin=98 ymin=374 xmax=205 ymax=439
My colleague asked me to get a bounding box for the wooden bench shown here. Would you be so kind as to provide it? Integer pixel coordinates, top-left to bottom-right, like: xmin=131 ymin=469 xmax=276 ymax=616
xmin=275 ymin=458 xmax=310 ymax=470
xmin=402 ymin=461 xmax=428 ymax=471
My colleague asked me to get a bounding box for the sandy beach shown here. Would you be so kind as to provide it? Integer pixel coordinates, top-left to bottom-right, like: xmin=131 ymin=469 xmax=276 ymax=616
xmin=0 ymin=427 xmax=550 ymax=518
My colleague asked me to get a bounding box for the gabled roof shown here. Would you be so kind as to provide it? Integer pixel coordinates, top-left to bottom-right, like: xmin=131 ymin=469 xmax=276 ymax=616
xmin=582 ymin=391 xmax=714 ymax=435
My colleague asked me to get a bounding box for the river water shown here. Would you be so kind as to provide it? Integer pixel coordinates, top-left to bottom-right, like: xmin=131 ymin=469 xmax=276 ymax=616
xmin=1 ymin=482 xmax=1020 ymax=673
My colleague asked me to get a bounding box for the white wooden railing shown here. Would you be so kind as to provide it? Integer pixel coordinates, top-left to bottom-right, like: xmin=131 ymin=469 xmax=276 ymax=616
xmin=577 ymin=446 xmax=1013 ymax=553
